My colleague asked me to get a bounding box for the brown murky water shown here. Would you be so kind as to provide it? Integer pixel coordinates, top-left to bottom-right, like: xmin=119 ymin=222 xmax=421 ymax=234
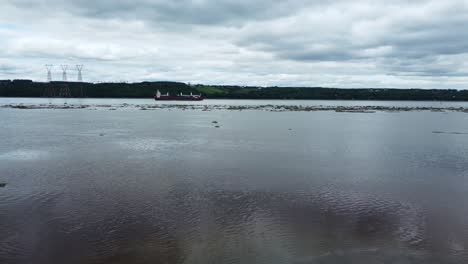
xmin=1 ymin=101 xmax=468 ymax=263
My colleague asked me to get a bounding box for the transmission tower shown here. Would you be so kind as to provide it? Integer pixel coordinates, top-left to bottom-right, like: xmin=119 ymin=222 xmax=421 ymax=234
xmin=42 ymin=64 xmax=56 ymax=97
xmin=45 ymin=64 xmax=53 ymax=82
xmin=76 ymin=65 xmax=83 ymax=82
xmin=76 ymin=65 xmax=85 ymax=97
xmin=61 ymin=65 xmax=68 ymax=81
xmin=56 ymin=65 xmax=71 ymax=97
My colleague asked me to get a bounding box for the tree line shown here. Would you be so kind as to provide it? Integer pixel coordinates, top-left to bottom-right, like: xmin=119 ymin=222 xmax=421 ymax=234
xmin=1 ymin=79 xmax=468 ymax=101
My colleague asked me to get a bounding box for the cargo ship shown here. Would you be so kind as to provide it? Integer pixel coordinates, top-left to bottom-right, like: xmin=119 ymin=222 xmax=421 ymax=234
xmin=154 ymin=90 xmax=203 ymax=101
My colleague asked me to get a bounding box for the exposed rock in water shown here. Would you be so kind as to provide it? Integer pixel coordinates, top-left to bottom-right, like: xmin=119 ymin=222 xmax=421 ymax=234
xmin=3 ymin=103 xmax=468 ymax=113
xmin=13 ymin=105 xmax=30 ymax=109
xmin=0 ymin=183 xmax=6 ymax=188
xmin=432 ymin=131 xmax=468 ymax=135
xmin=215 ymin=125 xmax=220 ymax=128
xmin=212 ymin=121 xmax=218 ymax=124
xmin=337 ymin=110 xmax=376 ymax=113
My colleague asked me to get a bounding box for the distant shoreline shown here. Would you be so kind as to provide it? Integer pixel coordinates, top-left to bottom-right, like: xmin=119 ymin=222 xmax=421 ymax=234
xmin=1 ymin=80 xmax=468 ymax=101
xmin=0 ymin=97 xmax=467 ymax=103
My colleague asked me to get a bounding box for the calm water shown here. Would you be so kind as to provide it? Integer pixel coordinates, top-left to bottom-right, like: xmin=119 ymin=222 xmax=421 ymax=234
xmin=1 ymin=100 xmax=468 ymax=263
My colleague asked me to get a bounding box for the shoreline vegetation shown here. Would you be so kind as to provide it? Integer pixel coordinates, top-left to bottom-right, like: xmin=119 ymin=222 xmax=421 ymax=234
xmin=1 ymin=80 xmax=468 ymax=101
xmin=3 ymin=103 xmax=468 ymax=113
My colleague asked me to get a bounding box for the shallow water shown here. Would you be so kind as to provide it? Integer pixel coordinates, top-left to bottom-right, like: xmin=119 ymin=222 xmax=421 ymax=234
xmin=3 ymin=97 xmax=468 ymax=108
xmin=1 ymin=101 xmax=468 ymax=263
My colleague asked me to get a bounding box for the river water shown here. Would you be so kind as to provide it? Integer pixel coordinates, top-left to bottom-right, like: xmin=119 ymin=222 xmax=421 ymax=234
xmin=1 ymin=99 xmax=468 ymax=263
xmin=2 ymin=97 xmax=468 ymax=108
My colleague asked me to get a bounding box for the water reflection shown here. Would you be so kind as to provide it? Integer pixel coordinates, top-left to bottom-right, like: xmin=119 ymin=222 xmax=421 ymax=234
xmin=2 ymin=108 xmax=468 ymax=263
xmin=2 ymin=181 xmax=465 ymax=263
xmin=0 ymin=150 xmax=49 ymax=161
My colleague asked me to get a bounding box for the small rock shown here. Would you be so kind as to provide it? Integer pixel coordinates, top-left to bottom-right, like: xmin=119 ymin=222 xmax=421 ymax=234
xmin=215 ymin=125 xmax=220 ymax=128
xmin=288 ymin=128 xmax=292 ymax=131
xmin=99 ymin=133 xmax=105 ymax=136
xmin=212 ymin=121 xmax=218 ymax=124
xmin=0 ymin=183 xmax=6 ymax=188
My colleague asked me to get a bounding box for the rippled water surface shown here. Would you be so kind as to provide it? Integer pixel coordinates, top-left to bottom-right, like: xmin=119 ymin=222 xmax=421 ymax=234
xmin=1 ymin=99 xmax=468 ymax=263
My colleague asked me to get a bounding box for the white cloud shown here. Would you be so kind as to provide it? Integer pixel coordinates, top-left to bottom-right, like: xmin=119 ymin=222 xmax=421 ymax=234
xmin=1 ymin=0 xmax=468 ymax=88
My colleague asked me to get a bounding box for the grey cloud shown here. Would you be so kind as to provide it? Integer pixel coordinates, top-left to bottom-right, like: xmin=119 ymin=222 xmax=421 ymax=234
xmin=234 ymin=0 xmax=468 ymax=77
xmin=0 ymin=64 xmax=19 ymax=75
xmin=1 ymin=0 xmax=468 ymax=87
xmin=0 ymin=62 xmax=36 ymax=78
xmin=381 ymin=55 xmax=468 ymax=77
xmin=9 ymin=0 xmax=310 ymax=25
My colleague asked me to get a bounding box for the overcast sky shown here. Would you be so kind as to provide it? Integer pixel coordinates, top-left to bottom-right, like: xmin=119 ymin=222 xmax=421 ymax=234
xmin=1 ymin=0 xmax=468 ymax=88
